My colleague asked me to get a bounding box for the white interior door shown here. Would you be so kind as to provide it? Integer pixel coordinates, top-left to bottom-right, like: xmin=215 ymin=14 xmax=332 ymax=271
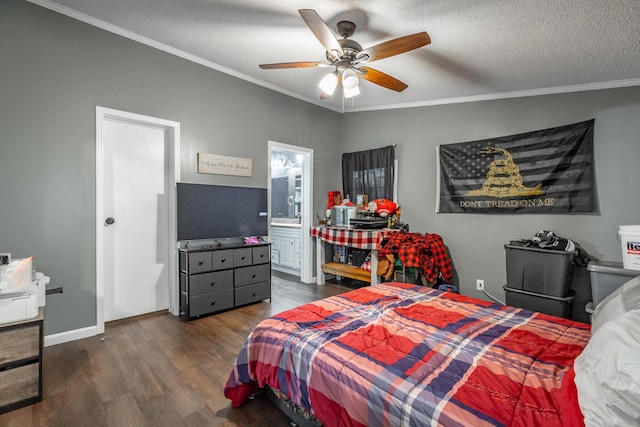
xmin=268 ymin=141 xmax=314 ymax=283
xmin=97 ymin=108 xmax=180 ymax=330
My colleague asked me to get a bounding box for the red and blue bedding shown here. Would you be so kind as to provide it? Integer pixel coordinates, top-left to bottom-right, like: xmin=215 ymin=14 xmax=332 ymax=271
xmin=225 ymin=282 xmax=590 ymax=426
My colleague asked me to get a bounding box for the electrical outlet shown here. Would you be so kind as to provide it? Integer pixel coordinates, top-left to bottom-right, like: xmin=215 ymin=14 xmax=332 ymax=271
xmin=476 ymin=279 xmax=484 ymax=291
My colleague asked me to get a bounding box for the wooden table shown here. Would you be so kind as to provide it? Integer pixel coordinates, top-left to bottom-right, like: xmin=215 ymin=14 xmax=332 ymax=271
xmin=310 ymin=226 xmax=394 ymax=285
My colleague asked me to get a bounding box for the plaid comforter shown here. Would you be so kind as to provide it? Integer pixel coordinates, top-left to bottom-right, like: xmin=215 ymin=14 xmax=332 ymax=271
xmin=224 ymin=283 xmax=590 ymax=427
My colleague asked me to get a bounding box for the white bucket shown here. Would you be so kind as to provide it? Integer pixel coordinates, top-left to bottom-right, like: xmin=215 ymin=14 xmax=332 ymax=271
xmin=619 ymin=225 xmax=640 ymax=271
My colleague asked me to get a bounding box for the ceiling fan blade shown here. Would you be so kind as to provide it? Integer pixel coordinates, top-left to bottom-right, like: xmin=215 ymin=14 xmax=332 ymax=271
xmin=358 ymin=32 xmax=431 ymax=63
xmin=259 ymin=61 xmax=329 ymax=69
xmin=299 ymin=9 xmax=343 ymax=57
xmin=359 ymin=66 xmax=408 ymax=92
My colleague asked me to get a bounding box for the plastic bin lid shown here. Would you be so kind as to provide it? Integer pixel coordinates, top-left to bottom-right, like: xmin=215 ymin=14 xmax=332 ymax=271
xmin=587 ymin=260 xmax=640 ymax=275
xmin=504 ymin=244 xmax=575 ymax=256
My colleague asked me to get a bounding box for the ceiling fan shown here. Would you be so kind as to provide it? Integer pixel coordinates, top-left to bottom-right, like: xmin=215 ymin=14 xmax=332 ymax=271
xmin=259 ymin=9 xmax=431 ymax=99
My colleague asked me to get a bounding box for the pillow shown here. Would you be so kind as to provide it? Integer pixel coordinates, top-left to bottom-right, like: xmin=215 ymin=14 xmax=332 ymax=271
xmin=590 ymin=275 xmax=640 ymax=335
xmin=573 ymin=309 xmax=640 ymax=426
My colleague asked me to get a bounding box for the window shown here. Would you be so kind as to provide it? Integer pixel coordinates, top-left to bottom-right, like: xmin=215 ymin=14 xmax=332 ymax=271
xmin=342 ymin=145 xmax=395 ymax=201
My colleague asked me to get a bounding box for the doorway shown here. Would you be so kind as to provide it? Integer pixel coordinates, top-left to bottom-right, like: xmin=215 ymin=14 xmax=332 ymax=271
xmin=96 ymin=107 xmax=180 ymax=334
xmin=268 ymin=141 xmax=313 ymax=283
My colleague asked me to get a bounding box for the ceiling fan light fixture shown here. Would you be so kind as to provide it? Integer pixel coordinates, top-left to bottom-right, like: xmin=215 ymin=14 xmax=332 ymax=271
xmin=261 ymin=10 xmax=426 ymax=100
xmin=344 ymin=85 xmax=360 ymax=99
xmin=342 ymin=69 xmax=359 ymax=89
xmin=318 ymin=71 xmax=338 ymax=95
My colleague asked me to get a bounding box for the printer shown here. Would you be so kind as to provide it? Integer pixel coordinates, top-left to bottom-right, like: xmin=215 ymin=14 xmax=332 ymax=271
xmin=0 ymin=256 xmax=48 ymax=324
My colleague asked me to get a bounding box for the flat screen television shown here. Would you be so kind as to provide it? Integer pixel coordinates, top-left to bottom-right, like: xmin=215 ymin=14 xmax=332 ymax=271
xmin=177 ymin=183 xmax=268 ymax=241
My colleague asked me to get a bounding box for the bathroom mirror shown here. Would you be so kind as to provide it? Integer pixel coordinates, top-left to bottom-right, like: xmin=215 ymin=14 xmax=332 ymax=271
xmin=271 ymin=150 xmax=302 ymax=224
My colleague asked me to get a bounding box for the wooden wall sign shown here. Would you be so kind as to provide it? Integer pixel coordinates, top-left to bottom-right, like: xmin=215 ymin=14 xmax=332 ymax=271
xmin=197 ymin=153 xmax=252 ymax=177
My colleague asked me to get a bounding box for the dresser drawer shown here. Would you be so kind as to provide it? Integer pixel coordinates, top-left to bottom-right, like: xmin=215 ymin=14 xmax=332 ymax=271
xmin=188 ymin=252 xmax=212 ymax=274
xmin=189 ymin=290 xmax=234 ymax=317
xmin=233 ymin=248 xmax=253 ymax=267
xmin=252 ymin=246 xmax=270 ymax=265
xmin=212 ymin=249 xmax=233 ymax=270
xmin=0 ymin=362 xmax=39 ymax=407
xmin=235 ymin=281 xmax=271 ymax=306
xmin=0 ymin=325 xmax=39 ymax=366
xmin=235 ymin=264 xmax=270 ymax=287
xmin=189 ymin=270 xmax=233 ymax=296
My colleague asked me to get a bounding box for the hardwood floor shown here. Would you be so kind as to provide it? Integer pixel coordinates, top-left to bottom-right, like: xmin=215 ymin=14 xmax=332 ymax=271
xmin=0 ymin=273 xmax=350 ymax=427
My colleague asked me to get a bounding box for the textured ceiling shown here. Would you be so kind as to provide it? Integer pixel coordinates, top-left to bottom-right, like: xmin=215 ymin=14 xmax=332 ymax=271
xmin=31 ymin=0 xmax=640 ymax=113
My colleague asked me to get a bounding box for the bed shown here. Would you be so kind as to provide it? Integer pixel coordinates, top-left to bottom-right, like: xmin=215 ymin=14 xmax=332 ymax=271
xmin=224 ymin=280 xmax=640 ymax=426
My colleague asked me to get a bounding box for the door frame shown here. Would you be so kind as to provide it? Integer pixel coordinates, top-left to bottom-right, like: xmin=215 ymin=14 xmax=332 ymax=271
xmin=268 ymin=141 xmax=314 ymax=283
xmin=96 ymin=106 xmax=181 ymax=334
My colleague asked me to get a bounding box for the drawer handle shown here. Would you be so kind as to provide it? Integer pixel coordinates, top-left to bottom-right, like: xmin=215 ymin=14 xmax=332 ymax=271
xmin=252 ymin=292 xmax=257 ymax=297
xmin=210 ymin=281 xmax=216 ymax=286
xmin=221 ymin=258 xmax=226 ymax=262
xmin=211 ymin=300 xmax=216 ymax=306
xmin=252 ymin=274 xmax=256 ymax=278
xmin=198 ymin=260 xmax=204 ymax=265
xmin=260 ymin=254 xmax=264 ymax=258
xmin=241 ymin=256 xmax=246 ymax=260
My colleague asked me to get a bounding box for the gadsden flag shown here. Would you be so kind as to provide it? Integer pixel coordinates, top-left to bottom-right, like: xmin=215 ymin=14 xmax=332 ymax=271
xmin=436 ymin=119 xmax=594 ymax=214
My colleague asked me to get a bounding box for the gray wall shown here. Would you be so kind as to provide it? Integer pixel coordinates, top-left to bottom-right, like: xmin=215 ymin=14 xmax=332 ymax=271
xmin=340 ymin=88 xmax=640 ymax=301
xmin=0 ymin=0 xmax=341 ymax=335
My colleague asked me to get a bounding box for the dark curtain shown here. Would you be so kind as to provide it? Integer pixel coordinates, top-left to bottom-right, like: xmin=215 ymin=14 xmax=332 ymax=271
xmin=342 ymin=145 xmax=395 ymax=201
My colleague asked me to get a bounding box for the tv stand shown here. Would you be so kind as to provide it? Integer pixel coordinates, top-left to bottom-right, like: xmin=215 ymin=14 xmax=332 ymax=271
xmin=178 ymin=242 xmax=271 ymax=321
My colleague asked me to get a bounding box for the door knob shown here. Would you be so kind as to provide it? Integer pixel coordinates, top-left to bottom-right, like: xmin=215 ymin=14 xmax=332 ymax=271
xmin=105 ymin=217 xmax=115 ymax=226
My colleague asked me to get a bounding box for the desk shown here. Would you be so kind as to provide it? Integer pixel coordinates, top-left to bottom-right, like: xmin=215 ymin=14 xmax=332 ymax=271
xmin=310 ymin=226 xmax=393 ymax=285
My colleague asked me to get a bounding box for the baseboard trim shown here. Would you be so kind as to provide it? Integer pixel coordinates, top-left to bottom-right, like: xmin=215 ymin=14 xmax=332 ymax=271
xmin=44 ymin=325 xmax=99 ymax=347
